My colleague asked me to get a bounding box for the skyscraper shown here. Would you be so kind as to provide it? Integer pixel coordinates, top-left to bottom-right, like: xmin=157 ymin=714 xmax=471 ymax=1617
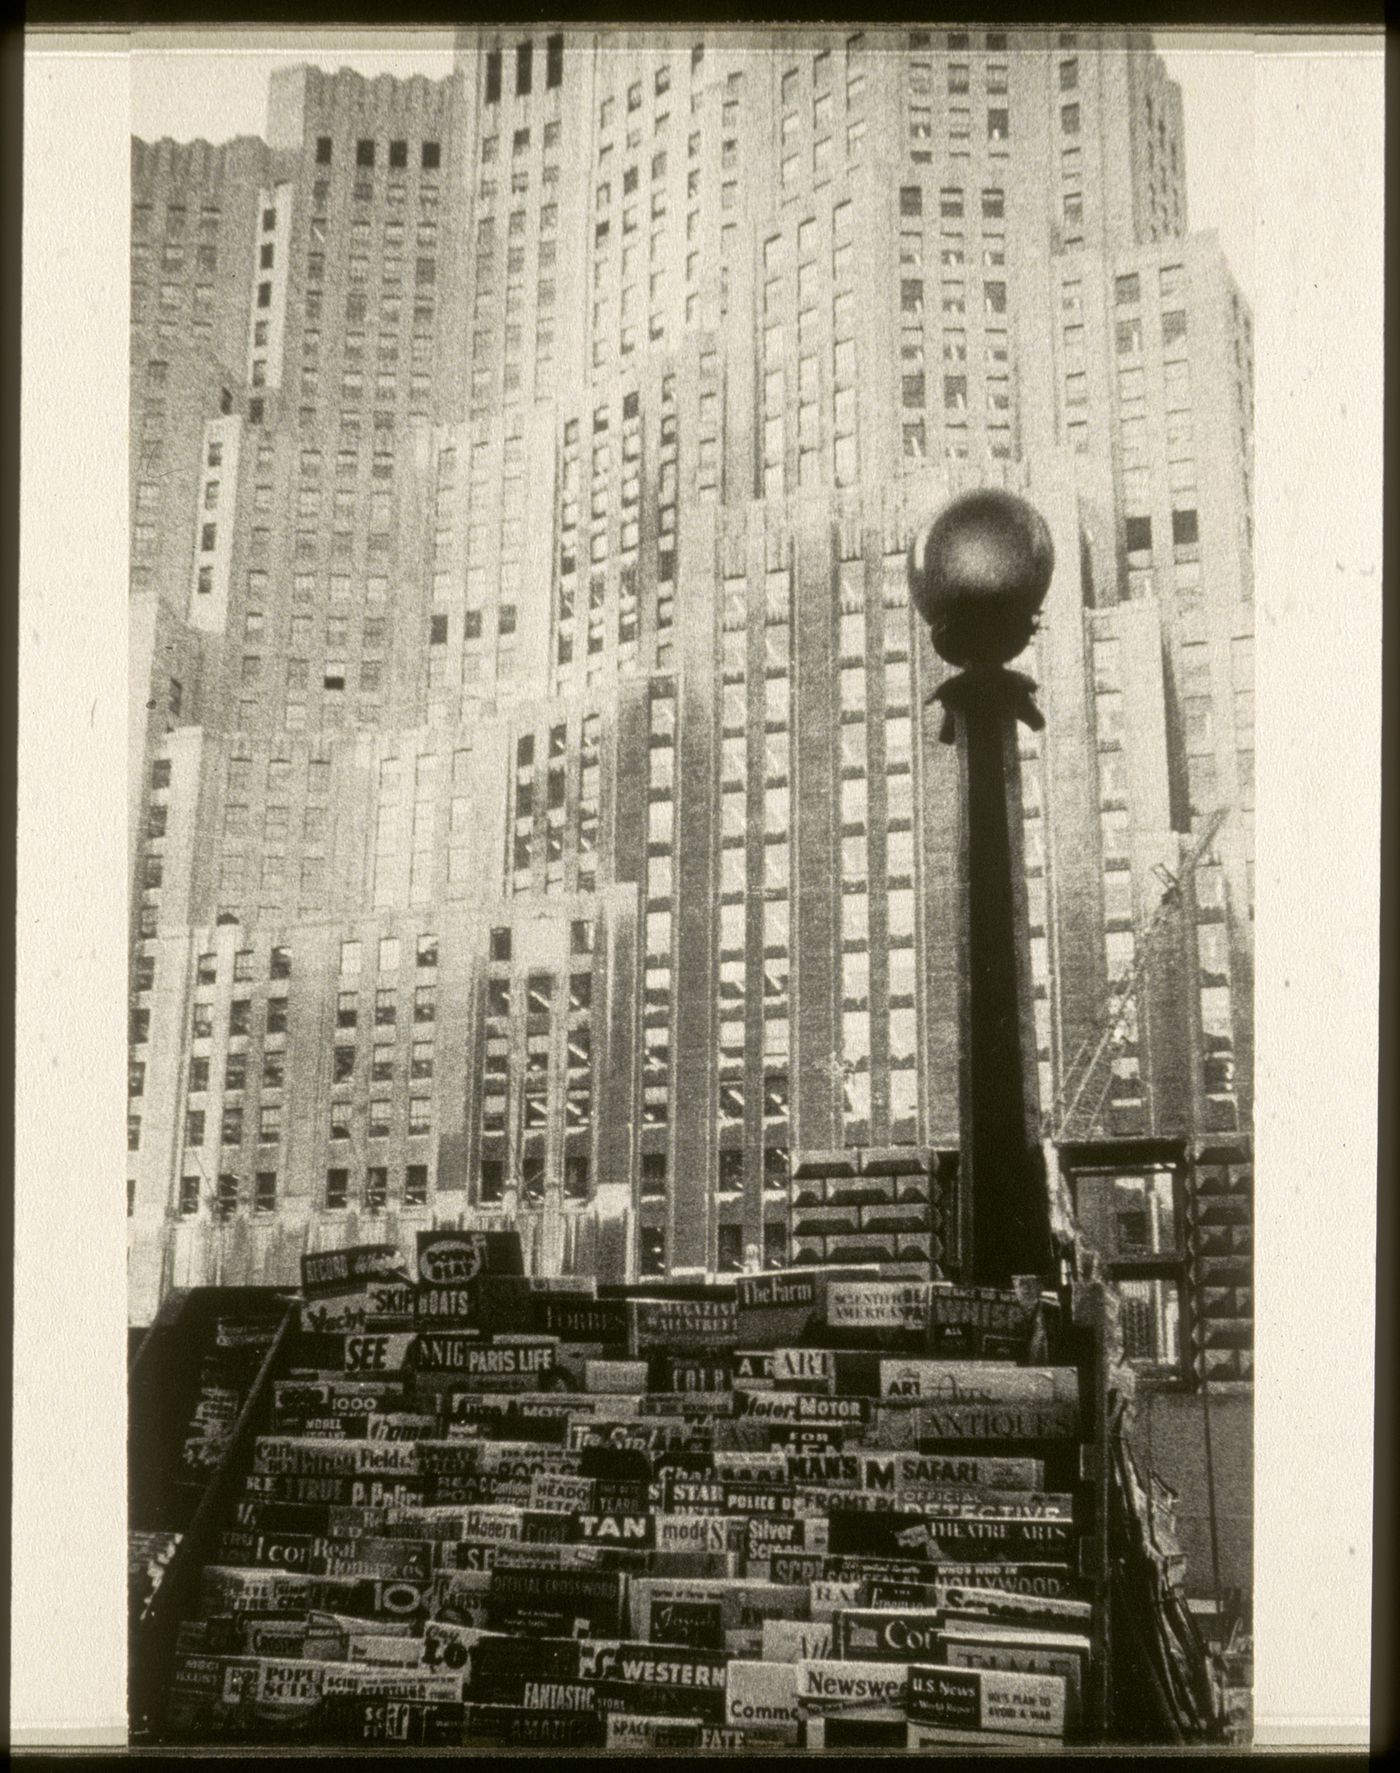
xmin=128 ymin=26 xmax=1252 ymax=1484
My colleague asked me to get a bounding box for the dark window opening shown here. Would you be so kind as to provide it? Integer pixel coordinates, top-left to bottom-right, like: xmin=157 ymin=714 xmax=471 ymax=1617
xmin=389 ymin=139 xmax=408 ymax=168
xmin=640 ymin=1225 xmax=666 ymax=1277
xmin=315 ymin=135 xmax=332 ymax=164
xmin=356 ymin=138 xmax=376 ymax=167
xmin=564 ymin=1154 xmax=590 ymax=1202
xmin=546 ymin=33 xmax=564 ymax=88
xmin=516 ymin=41 xmax=533 ymax=96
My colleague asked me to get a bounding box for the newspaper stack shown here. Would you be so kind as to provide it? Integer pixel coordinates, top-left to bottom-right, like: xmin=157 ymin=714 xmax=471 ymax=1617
xmin=159 ymin=1236 xmax=1097 ymax=1750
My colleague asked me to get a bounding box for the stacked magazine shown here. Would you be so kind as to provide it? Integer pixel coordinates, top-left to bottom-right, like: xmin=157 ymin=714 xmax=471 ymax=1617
xmin=158 ymin=1234 xmax=1101 ymax=1750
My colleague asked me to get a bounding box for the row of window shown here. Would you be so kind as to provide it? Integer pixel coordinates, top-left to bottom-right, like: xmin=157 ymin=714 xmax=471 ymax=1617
xmin=131 ymin=200 xmax=220 ymax=237
xmin=483 ymin=35 xmax=564 ymax=103
xmin=314 ymin=135 xmax=441 ymax=171
xmin=163 ymin=1163 xmax=435 ymax=1218
xmin=1124 ymin=508 xmax=1199 ymax=556
xmin=135 ymin=985 xmax=439 ymax=1050
xmin=337 ymin=934 xmax=439 ymax=976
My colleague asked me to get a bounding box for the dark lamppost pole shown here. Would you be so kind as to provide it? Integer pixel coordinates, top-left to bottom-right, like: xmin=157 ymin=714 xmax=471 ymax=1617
xmin=909 ymin=489 xmax=1057 ymax=1288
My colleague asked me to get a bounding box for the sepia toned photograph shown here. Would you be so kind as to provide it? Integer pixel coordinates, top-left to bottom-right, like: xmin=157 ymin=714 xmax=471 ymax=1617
xmin=0 ymin=17 xmax=1339 ymax=1754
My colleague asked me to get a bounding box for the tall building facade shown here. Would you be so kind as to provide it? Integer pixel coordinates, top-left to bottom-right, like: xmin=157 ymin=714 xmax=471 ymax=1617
xmin=128 ymin=30 xmax=1253 ymax=1473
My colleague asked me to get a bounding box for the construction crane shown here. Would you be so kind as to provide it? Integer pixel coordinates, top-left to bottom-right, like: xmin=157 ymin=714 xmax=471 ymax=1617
xmin=1049 ymin=806 xmax=1228 ymax=1145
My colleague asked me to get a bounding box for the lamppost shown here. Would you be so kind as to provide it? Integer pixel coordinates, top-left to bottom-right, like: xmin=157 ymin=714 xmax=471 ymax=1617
xmin=908 ymin=487 xmax=1057 ymax=1288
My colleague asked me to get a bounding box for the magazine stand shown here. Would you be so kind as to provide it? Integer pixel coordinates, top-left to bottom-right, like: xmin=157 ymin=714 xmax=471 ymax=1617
xmin=129 ymin=1289 xmax=298 ymax=1740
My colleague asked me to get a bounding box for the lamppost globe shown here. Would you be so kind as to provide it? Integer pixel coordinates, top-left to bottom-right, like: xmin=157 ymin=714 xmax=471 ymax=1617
xmin=907 ymin=487 xmax=1055 ymax=669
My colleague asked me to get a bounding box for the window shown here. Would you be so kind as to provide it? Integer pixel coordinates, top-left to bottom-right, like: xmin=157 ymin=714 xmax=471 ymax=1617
xmin=316 ymin=135 xmax=332 ymax=164
xmin=469 ymin=1157 xmax=502 ymax=1207
xmin=1072 ymin=1168 xmax=1185 ymax=1373
xmin=516 ymin=40 xmax=533 ymax=96
xmin=546 ymin=32 xmax=563 ymax=87
xmin=640 ymin=1225 xmax=666 ymax=1277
